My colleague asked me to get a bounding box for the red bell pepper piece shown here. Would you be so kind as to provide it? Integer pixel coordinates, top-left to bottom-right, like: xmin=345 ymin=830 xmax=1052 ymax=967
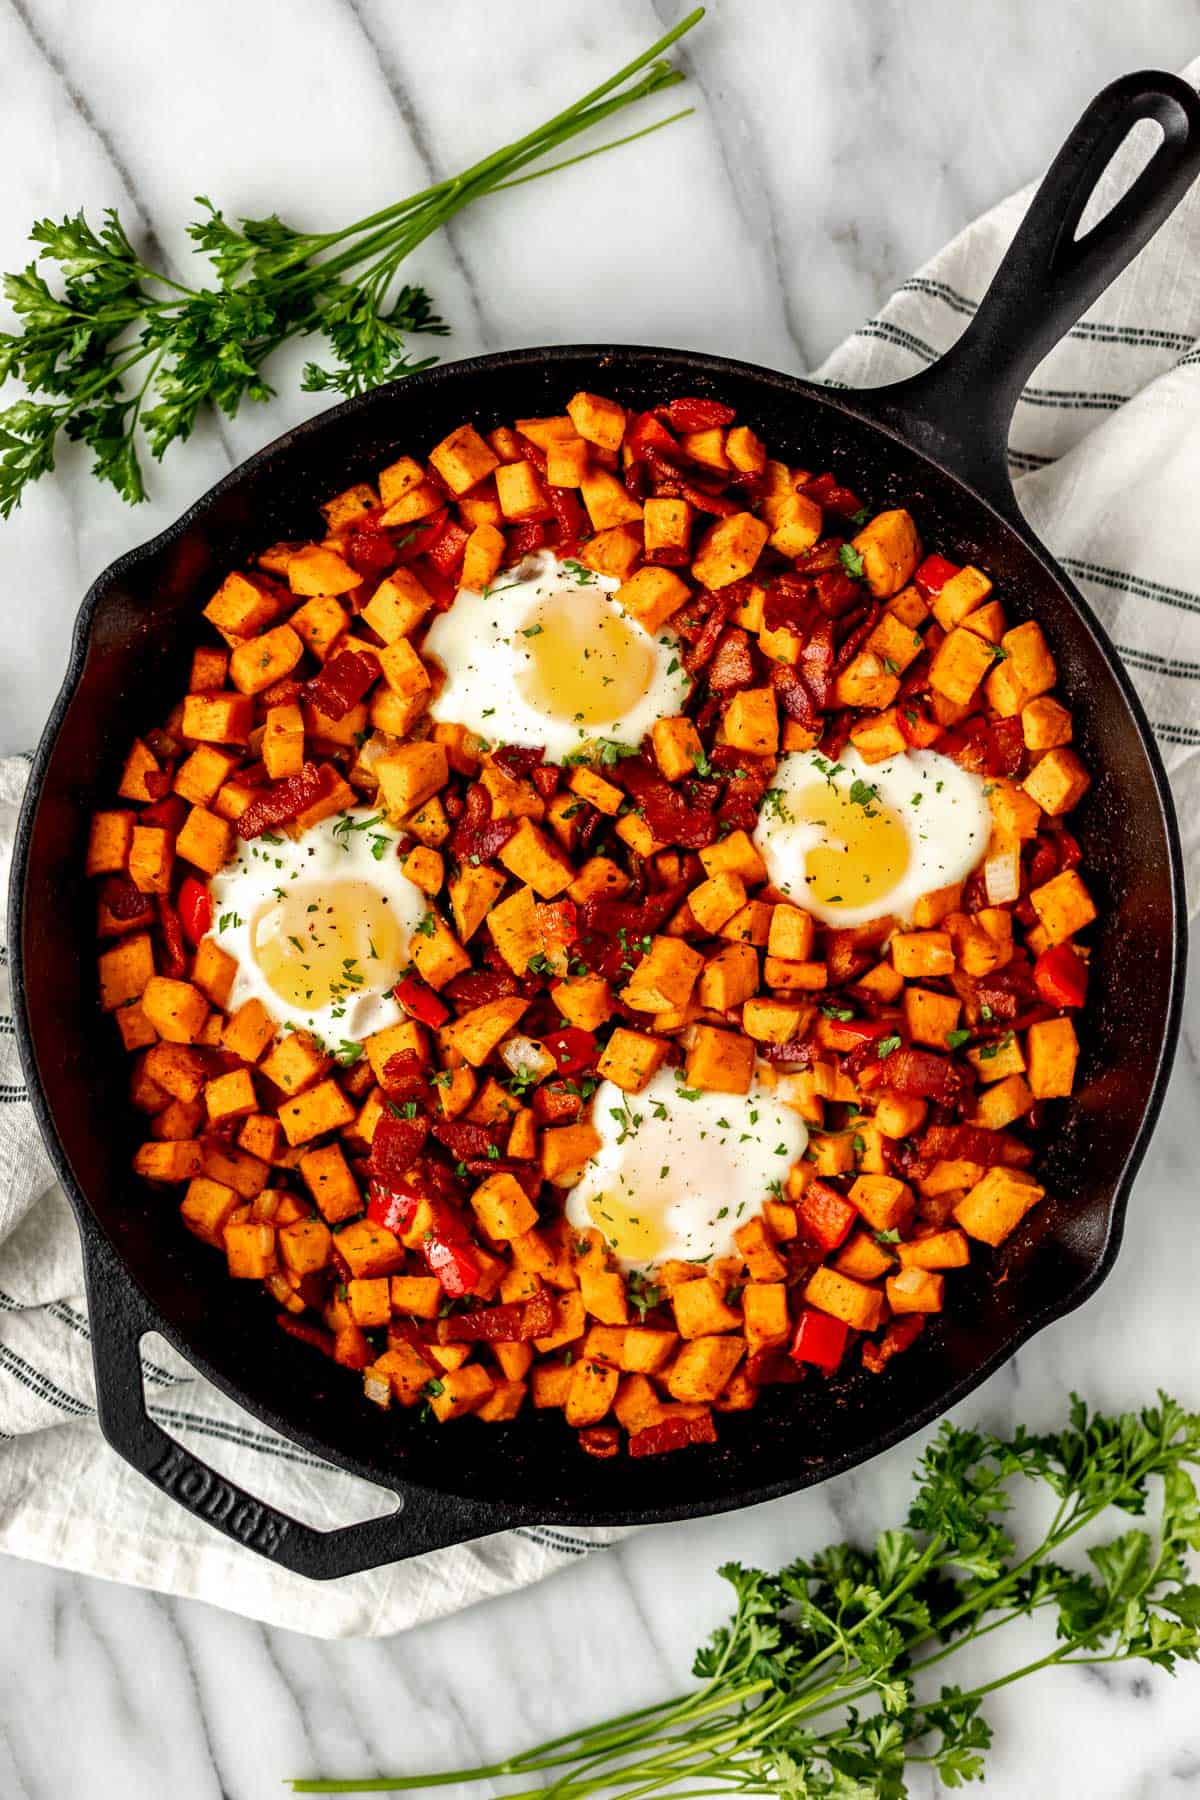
xmin=507 ymin=520 xmax=546 ymax=560
xmin=790 ymin=1307 xmax=849 ymax=1372
xmin=393 ymin=507 xmax=449 ymax=566
xmin=176 ymin=876 xmax=212 ymax=945
xmin=541 ymin=1026 xmax=598 ymax=1078
xmin=795 ymin=1182 xmax=857 ymax=1254
xmin=913 ymin=553 xmax=961 ymax=597
xmin=626 ymin=410 xmax=679 ymax=460
xmin=424 ymin=518 xmax=470 ymax=579
xmin=1033 ymin=943 xmax=1088 ymax=1008
xmin=344 ymin=525 xmax=396 ymax=577
xmin=819 ymin=1016 xmax=893 ymax=1054
xmin=156 ymin=896 xmax=188 ymax=978
xmin=424 ymin=1233 xmax=480 ymax=1298
xmin=798 ymin=472 xmax=864 ymax=518
xmin=393 ymin=972 xmax=450 ymax=1029
xmin=664 ymin=396 xmax=736 ymax=433
xmin=897 ymin=705 xmax=942 ymax=749
xmin=532 ymin=1081 xmax=584 ymax=1125
xmin=628 ymin=1410 xmax=718 ymax=1458
xmin=410 ymin=555 xmax=457 ymax=610
xmin=138 ymin=794 xmax=187 ymax=833
xmin=366 ymin=1182 xmax=422 ymax=1236
xmin=100 ymin=875 xmax=154 ymax=924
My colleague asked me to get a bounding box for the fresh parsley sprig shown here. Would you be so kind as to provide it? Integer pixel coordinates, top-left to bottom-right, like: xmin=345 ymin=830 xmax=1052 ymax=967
xmin=291 ymin=1392 xmax=1200 ymax=1796
xmin=0 ymin=12 xmax=702 ymax=516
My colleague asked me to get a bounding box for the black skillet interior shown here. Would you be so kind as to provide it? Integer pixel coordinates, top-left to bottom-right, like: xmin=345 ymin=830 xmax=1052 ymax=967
xmin=7 ymin=73 xmax=1194 ymax=1577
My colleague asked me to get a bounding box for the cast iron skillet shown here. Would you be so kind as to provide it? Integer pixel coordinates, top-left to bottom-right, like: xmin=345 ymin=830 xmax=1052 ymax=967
xmin=8 ymin=73 xmax=1194 ymax=1577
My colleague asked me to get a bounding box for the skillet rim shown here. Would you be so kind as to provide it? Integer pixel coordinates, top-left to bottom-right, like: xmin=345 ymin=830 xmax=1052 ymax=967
xmin=7 ymin=342 xmax=1188 ymax=1532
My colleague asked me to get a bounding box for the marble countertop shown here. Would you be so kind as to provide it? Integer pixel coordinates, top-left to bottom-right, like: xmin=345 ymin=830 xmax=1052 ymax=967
xmin=1 ymin=2 xmax=1198 ymax=1796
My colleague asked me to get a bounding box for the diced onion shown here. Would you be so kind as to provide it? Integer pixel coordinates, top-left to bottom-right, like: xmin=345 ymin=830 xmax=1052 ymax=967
xmin=363 ymin=1371 xmax=391 ymax=1409
xmin=500 ymin=1035 xmax=556 ymax=1083
xmin=984 ymin=847 xmax=1020 ymax=906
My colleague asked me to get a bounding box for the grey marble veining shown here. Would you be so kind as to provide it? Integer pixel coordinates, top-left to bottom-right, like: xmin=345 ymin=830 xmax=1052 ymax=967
xmin=1 ymin=1 xmax=1199 ymax=1795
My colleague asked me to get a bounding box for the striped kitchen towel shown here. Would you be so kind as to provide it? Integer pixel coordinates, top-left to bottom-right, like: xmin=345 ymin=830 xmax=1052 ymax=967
xmin=0 ymin=99 xmax=1198 ymax=1637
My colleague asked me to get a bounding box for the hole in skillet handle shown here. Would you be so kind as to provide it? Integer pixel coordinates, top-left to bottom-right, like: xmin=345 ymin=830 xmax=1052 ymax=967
xmin=858 ymin=70 xmax=1200 ymax=514
xmin=81 ymin=1232 xmax=509 ymax=1577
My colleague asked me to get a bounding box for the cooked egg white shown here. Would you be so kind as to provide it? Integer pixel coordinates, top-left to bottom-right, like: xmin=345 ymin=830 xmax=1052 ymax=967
xmin=208 ymin=809 xmax=427 ymax=1044
xmin=753 ymin=746 xmax=991 ymax=929
xmin=424 ymin=548 xmax=689 ymax=760
xmin=565 ymin=1066 xmax=808 ymax=1271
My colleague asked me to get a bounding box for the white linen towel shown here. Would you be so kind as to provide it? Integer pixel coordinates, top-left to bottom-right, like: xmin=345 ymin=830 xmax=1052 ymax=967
xmin=1 ymin=99 xmax=1198 ymax=1638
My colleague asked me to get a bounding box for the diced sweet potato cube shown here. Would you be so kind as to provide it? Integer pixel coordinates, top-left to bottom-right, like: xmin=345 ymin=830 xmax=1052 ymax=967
xmin=362 ymin=568 xmax=434 ymax=643
xmin=866 ymin=610 xmax=925 ymax=672
xmin=180 ymin=1175 xmax=242 ymax=1245
xmin=891 ymin=930 xmax=954 ymax=978
xmin=495 ymin=459 xmax=547 ymax=522
xmin=545 ymin=436 xmax=590 ymax=488
xmin=1026 ymin=1017 xmax=1079 ymax=1098
xmin=834 ymin=652 xmax=901 ymax=711
xmin=898 ymin=1228 xmax=969 ymax=1271
xmin=719 ymin=899 xmax=774 ymax=947
xmin=225 ymin=1219 xmax=277 ymax=1279
xmin=471 ymin=1171 xmax=538 ymax=1240
xmin=566 ymin=390 xmax=626 ymax=451
xmin=643 ymin=496 xmax=693 ymax=562
xmin=229 ymin=624 xmax=304 ymax=697
xmin=181 ymin=692 xmax=255 ymax=745
xmin=428 ymin=1364 xmax=494 ymax=1422
xmin=849 ymin=1173 xmax=914 ymax=1233
xmin=699 ymin=942 xmax=759 ymax=1011
xmin=850 ymin=709 xmax=908 ymax=763
xmin=887 ymin=1267 xmax=945 ymax=1314
xmin=175 ymin=805 xmax=234 ymax=877
xmin=375 ymin=741 xmax=448 ymax=820
xmin=700 ymin=830 xmax=768 ymax=885
xmin=278 ymin=1078 xmax=356 ymax=1147
xmin=142 ymin=977 xmax=208 ymax=1044
xmin=974 ymin=1072 xmax=1034 ymax=1130
xmin=134 ymin=1140 xmax=204 ymax=1184
xmin=564 ymin=1358 xmax=619 ymax=1427
xmin=296 ymin=1142 xmax=360 ymax=1224
xmin=260 ymin=1030 xmax=329 ymax=1095
xmin=126 ymin=822 xmax=175 ymax=899
xmin=767 ymin=903 xmax=815 ymax=962
xmin=803 ymin=1265 xmax=885 ymax=1332
xmin=834 ymin=1230 xmax=895 ymax=1281
xmin=1022 ymin=747 xmax=1090 ymax=816
xmin=1021 ymin=695 xmax=1073 ymax=751
xmin=286 ymin=544 xmax=360 ymax=597
xmin=87 ymin=809 xmax=134 ymax=876
xmin=204 ymin=570 xmax=283 ymax=639
xmin=541 ymin=1122 xmax=602 ymax=1187
xmin=852 ymin=509 xmax=920 ymax=598
xmin=448 ymin=864 xmax=507 ymax=943
xmin=615 ymin=565 xmax=690 ymax=634
xmin=767 ymin=491 xmax=822 ymax=557
xmin=448 ymin=996 xmax=529 ymax=1067
xmin=764 ymin=957 xmax=827 ymax=991
xmin=597 ymin=1027 xmax=669 ymax=1093
xmin=667 ymin=1336 xmax=745 ymax=1402
xmin=336 ymin=1218 xmax=407 ymax=1279
xmin=954 ymin=1166 xmax=1045 ymax=1246
xmin=1030 ymin=869 xmax=1096 ymax=944
xmin=533 ymin=1292 xmax=588 ymax=1354
xmin=742 ymin=1282 xmax=789 ymax=1352
xmin=278 ymin=1216 xmax=332 ymax=1276
xmin=723 ymin=687 xmax=779 ymax=755
xmin=429 ymin=424 xmax=500 ymax=496
xmin=651 ymin=715 xmax=704 ymax=781
xmin=929 ymin=625 xmax=995 ymax=705
xmin=691 ymin=512 xmax=769 ymax=588
xmin=551 ymin=972 xmax=613 ymax=1032
xmin=580 ymin=468 xmax=642 ymax=531
xmin=930 ymin=564 xmax=992 ymax=629
xmin=204 ymin=1067 xmax=257 ymax=1125
xmin=733 ymin=1214 xmax=786 ymax=1281
xmin=498 ymin=820 xmax=573 ymax=898
xmin=672 ymin=1277 xmax=741 ymax=1339
xmin=688 ymin=871 xmax=747 ymax=933
xmin=621 ymin=936 xmax=704 ymax=1012
xmin=902 ymin=985 xmax=961 ymax=1048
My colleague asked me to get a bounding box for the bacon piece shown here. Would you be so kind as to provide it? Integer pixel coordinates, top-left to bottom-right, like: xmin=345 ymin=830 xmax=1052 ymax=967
xmin=578 ymin=1426 xmax=621 ymax=1459
xmin=345 ymin=526 xmax=397 ymax=578
xmin=430 ymin=1118 xmax=508 ymax=1161
xmin=665 ymin=397 xmax=736 ymax=432
xmin=771 ymin=661 xmax=816 ymax=728
xmin=707 ymin=626 xmax=756 ymax=694
xmin=306 ymin=648 xmax=380 ymax=721
xmin=379 ymin=1050 xmax=434 ymax=1109
xmin=628 ymin=1411 xmax=718 ymax=1457
xmin=447 ymin=781 xmax=519 ymax=866
xmin=799 ymin=472 xmax=864 ymax=518
xmin=918 ymin=1124 xmax=1034 ymax=1169
xmin=619 ymin=763 xmax=717 ymax=850
xmin=156 ymin=897 xmax=187 ymax=979
xmin=101 ymin=875 xmax=154 ymax=922
xmin=369 ymin=1114 xmax=430 ymax=1183
xmin=440 ymin=1289 xmax=555 ymax=1344
xmin=493 ymin=745 xmax=544 ymax=779
xmin=862 ymin=1315 xmax=924 ymax=1375
xmin=236 ymin=763 xmax=331 ymax=839
xmin=866 ymin=1047 xmax=969 ymax=1104
xmin=442 ymin=967 xmax=523 ymax=1012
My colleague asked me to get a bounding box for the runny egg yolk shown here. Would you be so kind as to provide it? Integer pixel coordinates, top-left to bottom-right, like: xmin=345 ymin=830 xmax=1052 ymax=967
xmin=790 ymin=780 xmax=912 ymax=912
xmin=583 ymin=1192 xmax=665 ymax=1264
xmin=251 ymin=880 xmax=406 ymax=1010
xmin=516 ymin=588 xmax=656 ymax=726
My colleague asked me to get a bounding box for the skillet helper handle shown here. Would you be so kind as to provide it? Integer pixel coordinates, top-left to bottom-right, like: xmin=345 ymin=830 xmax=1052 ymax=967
xmin=81 ymin=1233 xmax=504 ymax=1578
xmin=864 ymin=70 xmax=1200 ymax=513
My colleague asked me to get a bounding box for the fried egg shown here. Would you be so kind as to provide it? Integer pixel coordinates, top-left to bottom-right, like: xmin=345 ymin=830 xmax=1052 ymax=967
xmin=208 ymin=809 xmax=427 ymax=1044
xmin=424 ymin=548 xmax=689 ymax=760
xmin=754 ymin=746 xmax=990 ymax=928
xmin=565 ymin=1066 xmax=808 ymax=1271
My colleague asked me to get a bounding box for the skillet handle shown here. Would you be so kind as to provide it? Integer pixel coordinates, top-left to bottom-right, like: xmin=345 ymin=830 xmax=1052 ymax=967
xmin=81 ymin=1232 xmax=510 ymax=1578
xmin=861 ymin=70 xmax=1200 ymax=514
